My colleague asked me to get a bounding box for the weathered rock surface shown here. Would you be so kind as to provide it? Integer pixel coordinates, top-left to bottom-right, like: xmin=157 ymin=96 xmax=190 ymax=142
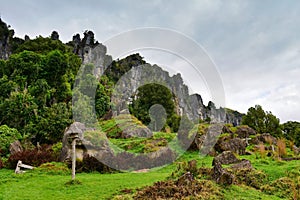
xmin=60 ymin=122 xmax=112 ymax=162
xmin=114 ymin=114 xmax=153 ymax=139
xmin=215 ymin=137 xmax=247 ymax=155
xmin=293 ymin=145 xmax=300 ymax=155
xmin=120 ymin=126 xmax=152 ymax=138
xmin=211 ymin=162 xmax=234 ymax=185
xmin=195 ymin=124 xmax=224 ymax=155
xmin=230 ymin=159 xmax=253 ymax=170
xmin=213 ymin=151 xmax=240 ymax=165
xmin=60 ymin=122 xmax=176 ymax=170
xmin=0 ymin=18 xmax=12 ymax=60
xmin=71 ymin=31 xmax=112 ymax=78
xmin=99 ymin=54 xmax=242 ymax=124
xmin=9 ymin=140 xmax=23 ymax=155
xmin=251 ymin=133 xmax=277 ymax=145
xmin=222 ymin=125 xmax=233 ymax=134
xmin=236 ymin=126 xmax=256 ymax=139
xmin=212 ymin=156 xmax=253 ymax=186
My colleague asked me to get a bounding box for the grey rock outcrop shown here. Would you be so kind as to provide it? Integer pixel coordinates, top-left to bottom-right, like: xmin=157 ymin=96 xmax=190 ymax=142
xmin=9 ymin=140 xmax=23 ymax=155
xmin=0 ymin=18 xmax=12 ymax=60
xmin=236 ymin=126 xmax=256 ymax=139
xmin=251 ymin=133 xmax=277 ymax=145
xmin=68 ymin=32 xmax=243 ymax=125
xmin=71 ymin=31 xmax=112 ymax=78
xmin=213 ymin=151 xmax=240 ymax=165
xmin=108 ymin=62 xmax=242 ymax=124
xmin=230 ymin=159 xmax=253 ymax=170
xmin=114 ymin=114 xmax=153 ymax=138
xmin=60 ymin=122 xmax=112 ymax=162
xmin=212 ymin=161 xmax=234 ymax=185
xmin=215 ymin=137 xmax=247 ymax=155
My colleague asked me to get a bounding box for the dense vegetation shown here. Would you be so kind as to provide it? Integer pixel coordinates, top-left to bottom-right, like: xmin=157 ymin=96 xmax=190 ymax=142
xmin=242 ymin=105 xmax=300 ymax=146
xmin=129 ymin=83 xmax=180 ymax=132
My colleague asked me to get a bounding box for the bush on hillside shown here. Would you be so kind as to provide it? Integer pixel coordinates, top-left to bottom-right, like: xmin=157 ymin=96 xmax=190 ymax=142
xmin=261 ymin=177 xmax=298 ymax=199
xmin=7 ymin=144 xmax=58 ymax=168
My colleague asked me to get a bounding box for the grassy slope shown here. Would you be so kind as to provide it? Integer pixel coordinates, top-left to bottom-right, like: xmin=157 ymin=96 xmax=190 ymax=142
xmin=0 ymin=170 xmax=169 ymax=200
xmin=0 ymin=151 xmax=298 ymax=199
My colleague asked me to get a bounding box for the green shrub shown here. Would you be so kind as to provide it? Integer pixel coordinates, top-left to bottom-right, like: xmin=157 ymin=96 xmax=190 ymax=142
xmin=0 ymin=125 xmax=22 ymax=156
xmin=35 ymin=162 xmax=70 ymax=175
xmin=229 ymin=168 xmax=267 ymax=189
xmin=7 ymin=144 xmax=58 ymax=168
xmin=51 ymin=142 xmax=62 ymax=155
xmin=261 ymin=177 xmax=297 ymax=199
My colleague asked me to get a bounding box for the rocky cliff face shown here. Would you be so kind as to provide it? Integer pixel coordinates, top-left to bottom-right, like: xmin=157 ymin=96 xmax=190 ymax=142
xmin=70 ymin=31 xmax=112 ymax=78
xmin=0 ymin=18 xmax=12 ymax=60
xmin=83 ymin=45 xmax=242 ymax=125
xmin=0 ymin=18 xmax=242 ymax=125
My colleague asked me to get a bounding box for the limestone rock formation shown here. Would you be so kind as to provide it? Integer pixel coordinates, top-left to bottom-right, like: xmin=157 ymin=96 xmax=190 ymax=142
xmin=211 ymin=161 xmax=234 ymax=185
xmin=213 ymin=151 xmax=240 ymax=165
xmin=9 ymin=140 xmax=23 ymax=155
xmin=236 ymin=126 xmax=256 ymax=139
xmin=83 ymin=43 xmax=242 ymax=124
xmin=71 ymin=31 xmax=112 ymax=77
xmin=215 ymin=137 xmax=247 ymax=155
xmin=251 ymin=133 xmax=277 ymax=145
xmin=0 ymin=18 xmax=12 ymax=60
xmin=60 ymin=122 xmax=112 ymax=162
xmin=230 ymin=159 xmax=253 ymax=170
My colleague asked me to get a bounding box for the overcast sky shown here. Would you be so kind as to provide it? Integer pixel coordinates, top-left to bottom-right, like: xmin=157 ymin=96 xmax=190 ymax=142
xmin=1 ymin=0 xmax=300 ymax=122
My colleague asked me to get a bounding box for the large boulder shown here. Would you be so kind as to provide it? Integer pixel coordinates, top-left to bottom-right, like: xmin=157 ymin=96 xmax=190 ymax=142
xmin=114 ymin=114 xmax=153 ymax=139
xmin=213 ymin=151 xmax=240 ymax=165
xmin=215 ymin=138 xmax=247 ymax=155
xmin=120 ymin=125 xmax=152 ymax=138
xmin=60 ymin=122 xmax=112 ymax=162
xmin=236 ymin=126 xmax=256 ymax=139
xmin=196 ymin=124 xmax=224 ymax=155
xmin=251 ymin=133 xmax=277 ymax=145
xmin=230 ymin=159 xmax=253 ymax=170
xmin=211 ymin=162 xmax=234 ymax=185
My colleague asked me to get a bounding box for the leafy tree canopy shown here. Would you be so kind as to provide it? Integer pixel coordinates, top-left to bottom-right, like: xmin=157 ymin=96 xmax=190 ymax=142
xmin=0 ymin=125 xmax=22 ymax=156
xmin=282 ymin=121 xmax=300 ymax=146
xmin=242 ymin=105 xmax=282 ymax=137
xmin=129 ymin=83 xmax=178 ymax=131
xmin=0 ymin=34 xmax=81 ymax=144
xmin=15 ymin=36 xmax=70 ymax=54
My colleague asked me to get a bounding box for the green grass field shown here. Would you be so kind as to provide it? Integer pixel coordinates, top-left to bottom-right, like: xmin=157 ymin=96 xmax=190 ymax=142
xmin=0 ymin=151 xmax=299 ymax=200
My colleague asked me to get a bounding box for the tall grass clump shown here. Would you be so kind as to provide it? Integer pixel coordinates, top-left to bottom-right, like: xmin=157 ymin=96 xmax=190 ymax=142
xmin=258 ymin=143 xmax=266 ymax=159
xmin=277 ymin=138 xmax=287 ymax=158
